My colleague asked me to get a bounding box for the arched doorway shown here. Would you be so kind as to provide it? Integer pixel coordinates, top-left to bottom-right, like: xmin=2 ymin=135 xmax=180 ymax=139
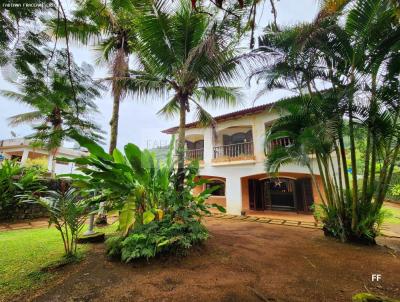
xmin=248 ymin=177 xmax=314 ymax=212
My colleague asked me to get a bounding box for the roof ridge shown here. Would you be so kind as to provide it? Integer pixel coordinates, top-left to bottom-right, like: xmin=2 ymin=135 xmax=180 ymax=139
xmin=162 ymin=101 xmax=276 ymax=134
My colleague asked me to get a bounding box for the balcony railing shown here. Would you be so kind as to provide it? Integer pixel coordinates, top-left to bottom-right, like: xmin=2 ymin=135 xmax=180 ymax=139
xmin=213 ymin=142 xmax=254 ymax=160
xmin=267 ymin=137 xmax=293 ymax=152
xmin=185 ymin=148 xmax=204 ymax=161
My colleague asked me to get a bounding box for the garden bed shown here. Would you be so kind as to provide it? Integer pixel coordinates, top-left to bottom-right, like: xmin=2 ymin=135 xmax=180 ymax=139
xmin=15 ymin=217 xmax=400 ymax=302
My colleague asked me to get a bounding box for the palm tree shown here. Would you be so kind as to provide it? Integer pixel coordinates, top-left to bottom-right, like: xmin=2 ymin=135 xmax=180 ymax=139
xmin=317 ymin=0 xmax=400 ymax=20
xmin=0 ymin=0 xmax=54 ymax=65
xmin=117 ymin=0 xmax=245 ymax=187
xmin=47 ymin=0 xmax=137 ymax=154
xmin=252 ymin=0 xmax=400 ymax=243
xmin=1 ymin=50 xmax=104 ymax=175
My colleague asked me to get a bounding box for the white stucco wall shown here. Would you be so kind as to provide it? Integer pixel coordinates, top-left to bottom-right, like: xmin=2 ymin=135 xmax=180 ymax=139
xmin=176 ymin=108 xmax=324 ymax=215
xmin=0 ymin=139 xmax=85 ymax=175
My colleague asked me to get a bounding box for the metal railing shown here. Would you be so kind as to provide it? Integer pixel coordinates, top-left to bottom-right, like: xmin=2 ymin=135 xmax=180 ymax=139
xmin=267 ymin=137 xmax=293 ymax=152
xmin=185 ymin=148 xmax=204 ymax=161
xmin=213 ymin=142 xmax=254 ymax=159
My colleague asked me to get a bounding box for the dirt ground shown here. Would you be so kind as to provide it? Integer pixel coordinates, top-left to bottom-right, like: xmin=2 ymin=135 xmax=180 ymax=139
xmin=21 ymin=217 xmax=400 ymax=302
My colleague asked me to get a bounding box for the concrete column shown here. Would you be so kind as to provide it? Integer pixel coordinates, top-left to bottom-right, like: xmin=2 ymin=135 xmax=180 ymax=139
xmin=21 ymin=149 xmax=30 ymax=164
xmin=252 ymin=119 xmax=266 ymax=161
xmin=203 ymin=128 xmax=213 ymax=164
xmin=225 ymin=175 xmax=242 ymax=215
xmin=47 ymin=153 xmax=55 ymax=174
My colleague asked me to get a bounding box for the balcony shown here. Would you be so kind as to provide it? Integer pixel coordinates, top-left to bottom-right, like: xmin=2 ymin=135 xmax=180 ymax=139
xmin=213 ymin=142 xmax=255 ymax=163
xmin=267 ymin=137 xmax=293 ymax=152
xmin=185 ymin=148 xmax=204 ymax=161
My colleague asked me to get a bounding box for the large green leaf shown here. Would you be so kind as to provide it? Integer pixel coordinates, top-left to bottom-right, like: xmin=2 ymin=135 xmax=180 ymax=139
xmin=118 ymin=195 xmax=136 ymax=236
xmin=124 ymin=143 xmax=146 ymax=177
xmin=112 ymin=148 xmax=126 ymax=164
xmin=70 ymin=132 xmax=112 ymax=161
xmin=143 ymin=210 xmax=155 ymax=224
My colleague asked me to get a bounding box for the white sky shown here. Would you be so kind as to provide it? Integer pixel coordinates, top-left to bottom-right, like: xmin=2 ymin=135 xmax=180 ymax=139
xmin=0 ymin=0 xmax=319 ymax=149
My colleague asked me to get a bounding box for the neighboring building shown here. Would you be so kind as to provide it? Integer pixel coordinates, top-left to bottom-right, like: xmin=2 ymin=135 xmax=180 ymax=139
xmin=162 ymin=103 xmax=325 ymax=216
xmin=0 ymin=138 xmax=86 ymax=175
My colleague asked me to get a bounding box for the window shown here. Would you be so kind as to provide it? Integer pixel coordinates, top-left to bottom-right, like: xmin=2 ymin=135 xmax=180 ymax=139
xmin=206 ymin=180 xmax=225 ymax=196
xmin=11 ymin=155 xmax=22 ymax=162
xmin=186 ymin=140 xmax=204 ymax=150
xmin=231 ymin=132 xmax=247 ymax=144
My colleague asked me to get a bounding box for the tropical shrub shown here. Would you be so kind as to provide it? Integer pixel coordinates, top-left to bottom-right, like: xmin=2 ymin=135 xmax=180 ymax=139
xmin=254 ymin=0 xmax=400 ymax=244
xmin=387 ymin=174 xmax=400 ymax=202
xmin=23 ymin=157 xmax=48 ymax=171
xmin=0 ymin=160 xmax=44 ymax=220
xmin=61 ymin=133 xmax=224 ymax=261
xmin=389 ymin=184 xmax=400 ymax=200
xmin=106 ymin=218 xmax=208 ymax=262
xmin=35 ymin=187 xmax=88 ymax=257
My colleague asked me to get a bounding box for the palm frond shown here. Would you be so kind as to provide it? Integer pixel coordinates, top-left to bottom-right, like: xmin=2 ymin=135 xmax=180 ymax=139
xmin=8 ymin=111 xmax=44 ymax=126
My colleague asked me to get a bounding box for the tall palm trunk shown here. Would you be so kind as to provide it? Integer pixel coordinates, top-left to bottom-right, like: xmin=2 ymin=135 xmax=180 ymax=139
xmin=108 ymin=42 xmax=128 ymax=155
xmin=348 ymin=71 xmax=358 ymax=231
xmin=176 ymin=93 xmax=188 ymax=190
xmin=109 ymin=90 xmax=121 ymax=154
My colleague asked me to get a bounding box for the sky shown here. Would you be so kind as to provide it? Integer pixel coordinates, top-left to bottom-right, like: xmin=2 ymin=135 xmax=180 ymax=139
xmin=0 ymin=0 xmax=319 ymax=150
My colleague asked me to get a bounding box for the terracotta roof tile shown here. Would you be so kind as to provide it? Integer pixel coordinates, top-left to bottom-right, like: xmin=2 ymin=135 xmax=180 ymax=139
xmin=161 ymin=102 xmax=276 ymax=134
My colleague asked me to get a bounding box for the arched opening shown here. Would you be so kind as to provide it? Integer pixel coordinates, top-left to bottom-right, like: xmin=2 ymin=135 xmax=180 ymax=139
xmin=193 ymin=176 xmax=227 ymax=208
xmin=205 ymin=178 xmax=225 ymax=196
xmin=185 ymin=134 xmax=204 ymax=161
xmin=243 ymin=174 xmax=315 ymax=213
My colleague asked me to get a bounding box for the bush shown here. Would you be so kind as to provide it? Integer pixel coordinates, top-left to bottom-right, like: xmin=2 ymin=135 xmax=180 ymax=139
xmin=388 ymin=183 xmax=400 ymax=201
xmin=36 ymin=188 xmax=88 ymax=257
xmin=320 ymin=201 xmax=386 ymax=244
xmin=106 ymin=217 xmax=208 ymax=262
xmin=381 ymin=172 xmax=400 ymax=203
xmin=63 ymin=134 xmax=224 ymax=261
xmin=0 ymin=160 xmax=44 ymax=220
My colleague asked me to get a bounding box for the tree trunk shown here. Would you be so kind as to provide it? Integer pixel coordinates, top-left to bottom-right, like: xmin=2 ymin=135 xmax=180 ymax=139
xmin=109 ymin=90 xmax=121 ymax=154
xmin=338 ymin=130 xmax=350 ymax=198
xmin=361 ymin=131 xmax=371 ymax=203
xmin=176 ymin=94 xmax=188 ymax=190
xmin=108 ymin=42 xmax=128 ymax=155
xmin=348 ymin=74 xmax=358 ymax=231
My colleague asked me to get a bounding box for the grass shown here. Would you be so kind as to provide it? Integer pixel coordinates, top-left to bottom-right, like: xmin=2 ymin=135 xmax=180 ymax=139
xmin=382 ymin=203 xmax=400 ymax=225
xmin=0 ymin=221 xmax=117 ymax=301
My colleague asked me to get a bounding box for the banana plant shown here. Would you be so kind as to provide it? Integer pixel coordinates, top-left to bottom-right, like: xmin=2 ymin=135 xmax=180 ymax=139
xmin=59 ymin=133 xmax=224 ymax=236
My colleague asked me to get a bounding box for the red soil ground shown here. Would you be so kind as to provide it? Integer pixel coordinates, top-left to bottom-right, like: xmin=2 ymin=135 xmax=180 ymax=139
xmin=21 ymin=218 xmax=400 ymax=302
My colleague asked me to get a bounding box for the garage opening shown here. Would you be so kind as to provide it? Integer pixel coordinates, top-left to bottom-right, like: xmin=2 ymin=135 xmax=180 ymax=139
xmin=248 ymin=177 xmax=314 ymax=212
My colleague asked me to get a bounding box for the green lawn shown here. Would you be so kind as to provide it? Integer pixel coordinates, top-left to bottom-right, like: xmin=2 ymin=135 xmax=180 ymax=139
xmin=0 ymin=223 xmax=117 ymax=301
xmin=383 ymin=204 xmax=400 ymax=224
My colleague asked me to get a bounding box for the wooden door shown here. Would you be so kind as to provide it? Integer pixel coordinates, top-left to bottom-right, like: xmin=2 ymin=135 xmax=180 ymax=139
xmin=295 ymin=178 xmax=314 ymax=212
xmin=249 ymin=179 xmax=265 ymax=210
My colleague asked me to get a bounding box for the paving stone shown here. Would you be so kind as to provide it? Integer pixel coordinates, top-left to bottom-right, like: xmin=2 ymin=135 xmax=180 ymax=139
xmin=299 ymin=224 xmax=318 ymax=229
xmin=268 ymin=219 xmax=284 ymax=225
xmin=213 ymin=214 xmax=225 ymax=218
xmin=220 ymin=215 xmax=236 ymax=219
xmin=246 ymin=217 xmax=259 ymax=221
xmin=284 ymin=220 xmax=300 ymax=226
xmin=257 ymin=219 xmax=271 ymax=223
xmin=232 ymin=216 xmax=247 ymax=220
xmin=300 ymin=222 xmax=316 ymax=226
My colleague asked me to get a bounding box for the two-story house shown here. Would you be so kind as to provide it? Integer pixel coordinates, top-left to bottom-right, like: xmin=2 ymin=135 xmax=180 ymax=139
xmin=162 ymin=103 xmax=325 ymax=216
xmin=0 ymin=138 xmax=86 ymax=175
